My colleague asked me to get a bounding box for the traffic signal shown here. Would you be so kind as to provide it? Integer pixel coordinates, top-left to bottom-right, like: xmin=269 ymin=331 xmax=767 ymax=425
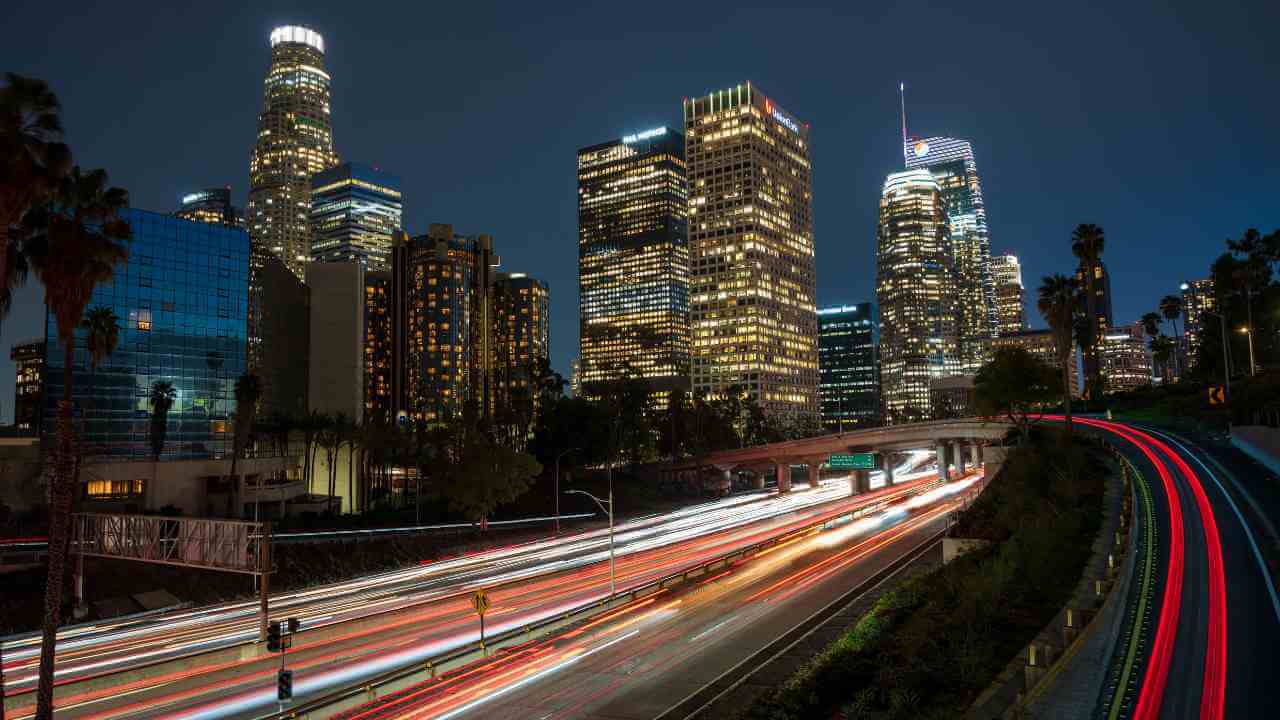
xmin=277 ymin=669 xmax=293 ymax=700
xmin=288 ymin=617 xmax=301 ymax=634
xmin=267 ymin=621 xmax=282 ymax=652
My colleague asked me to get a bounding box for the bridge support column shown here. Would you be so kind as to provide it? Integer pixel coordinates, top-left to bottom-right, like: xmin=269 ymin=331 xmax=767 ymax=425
xmin=751 ymin=471 xmax=766 ymax=490
xmin=882 ymin=454 xmax=895 ymax=486
xmin=970 ymin=443 xmax=982 ymax=469
xmin=953 ymin=441 xmax=967 ymax=475
xmin=853 ymin=469 xmax=872 ymax=494
xmin=937 ymin=443 xmax=951 ymax=482
xmin=806 ymin=462 xmax=820 ymax=489
xmin=775 ymin=462 xmax=792 ymax=493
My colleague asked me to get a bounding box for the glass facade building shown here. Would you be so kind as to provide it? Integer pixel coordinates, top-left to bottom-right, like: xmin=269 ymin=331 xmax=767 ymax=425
xmin=876 ymin=169 xmax=959 ymax=422
xmin=684 ymin=83 xmax=818 ymax=420
xmin=248 ymin=25 xmax=340 ymax=280
xmin=817 ymin=304 xmax=879 ymax=432
xmin=310 ymin=162 xmax=403 ymax=271
xmin=904 ymin=136 xmax=996 ymax=372
xmin=577 ymin=127 xmax=689 ymax=406
xmin=43 ymin=209 xmax=249 ymax=460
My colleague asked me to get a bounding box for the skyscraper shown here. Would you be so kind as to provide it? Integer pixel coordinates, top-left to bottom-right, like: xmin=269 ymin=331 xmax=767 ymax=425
xmin=176 ymin=188 xmax=243 ymax=227
xmin=364 ymin=271 xmax=394 ymax=426
xmin=1181 ymin=277 xmax=1215 ymax=367
xmin=1100 ymin=322 xmax=1152 ymax=393
xmin=684 ymin=83 xmax=818 ymax=419
xmin=10 ymin=339 xmax=44 ymax=435
xmin=576 ymin=127 xmax=689 ymax=406
xmin=492 ymin=272 xmax=551 ymax=416
xmin=904 ymin=136 xmax=996 ymax=371
xmin=991 ymin=253 xmax=1025 ymax=335
xmin=310 ymin=162 xmax=403 ymax=270
xmin=391 ymin=225 xmax=499 ymax=422
xmin=876 ymin=169 xmax=959 ymax=422
xmin=1077 ymin=258 xmax=1114 ymax=385
xmin=248 ymin=25 xmax=340 ymax=280
xmin=817 ymin=304 xmax=879 ymax=432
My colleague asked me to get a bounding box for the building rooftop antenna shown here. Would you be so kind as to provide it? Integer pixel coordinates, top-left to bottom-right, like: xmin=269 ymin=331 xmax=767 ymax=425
xmin=899 ymin=82 xmax=908 ymax=165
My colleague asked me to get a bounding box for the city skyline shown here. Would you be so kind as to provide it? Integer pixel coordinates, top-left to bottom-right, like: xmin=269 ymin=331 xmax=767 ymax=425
xmin=1 ymin=1 xmax=1275 ymax=421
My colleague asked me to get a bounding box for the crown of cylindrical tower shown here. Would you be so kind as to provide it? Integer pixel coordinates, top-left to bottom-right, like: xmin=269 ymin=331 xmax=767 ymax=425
xmin=269 ymin=25 xmax=324 ymax=53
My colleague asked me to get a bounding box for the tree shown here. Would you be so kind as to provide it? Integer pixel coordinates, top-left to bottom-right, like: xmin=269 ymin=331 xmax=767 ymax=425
xmin=1038 ymin=274 xmax=1078 ymax=436
xmin=1 ymin=73 xmax=71 ymax=303
xmin=1070 ymin=223 xmax=1106 ymax=400
xmin=23 ymin=166 xmax=129 ymax=719
xmin=1140 ymin=311 xmax=1162 ymax=339
xmin=1158 ymin=294 xmax=1183 ymax=378
xmin=1150 ymin=335 xmax=1175 ymax=384
xmin=438 ymin=437 xmax=542 ymax=521
xmin=230 ymin=373 xmax=261 ymax=519
xmin=148 ymin=382 xmax=177 ymax=461
xmin=80 ymin=305 xmax=120 ymax=435
xmin=975 ymin=347 xmax=1058 ymax=443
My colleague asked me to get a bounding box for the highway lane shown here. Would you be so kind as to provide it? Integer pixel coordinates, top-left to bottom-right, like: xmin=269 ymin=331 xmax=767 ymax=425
xmin=2 ymin=461 xmax=943 ymax=719
xmin=316 ymin=477 xmax=982 ymax=720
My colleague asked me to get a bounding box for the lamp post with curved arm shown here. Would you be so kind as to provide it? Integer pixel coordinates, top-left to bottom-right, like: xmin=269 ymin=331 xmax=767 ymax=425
xmin=554 ymin=447 xmax=579 ymax=534
xmin=565 ymin=486 xmax=614 ymax=596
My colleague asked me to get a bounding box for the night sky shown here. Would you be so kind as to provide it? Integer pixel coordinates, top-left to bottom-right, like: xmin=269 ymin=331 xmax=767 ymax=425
xmin=2 ymin=0 xmax=1276 ymax=422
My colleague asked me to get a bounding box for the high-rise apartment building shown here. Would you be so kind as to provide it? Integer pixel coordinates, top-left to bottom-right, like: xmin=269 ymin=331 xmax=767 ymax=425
xmin=492 ymin=272 xmax=551 ymax=414
xmin=1100 ymin=322 xmax=1152 ymax=393
xmin=817 ymin=304 xmax=879 ymax=432
xmin=248 ymin=25 xmax=340 ymax=280
xmin=1077 ymin=258 xmax=1114 ymax=385
xmin=1181 ymin=277 xmax=1215 ymax=367
xmin=391 ymin=225 xmax=499 ymax=422
xmin=310 ymin=162 xmax=403 ymax=270
xmin=876 ymin=169 xmax=959 ymax=422
xmin=10 ymin=339 xmax=45 ymax=435
xmin=684 ymin=83 xmax=818 ymax=419
xmin=43 ymin=210 xmax=249 ymax=460
xmin=364 ymin=271 xmax=394 ymax=426
xmin=176 ymin=188 xmax=244 ymax=227
xmin=991 ymin=253 xmax=1025 ymax=335
xmin=576 ymin=127 xmax=689 ymax=405
xmin=904 ymin=136 xmax=996 ymax=371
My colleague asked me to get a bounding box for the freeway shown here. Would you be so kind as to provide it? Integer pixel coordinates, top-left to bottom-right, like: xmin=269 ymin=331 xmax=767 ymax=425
xmin=1 ymin=454 xmax=937 ymax=718
xmin=297 ymin=477 xmax=983 ymax=720
xmin=1073 ymin=419 xmax=1280 ymax=720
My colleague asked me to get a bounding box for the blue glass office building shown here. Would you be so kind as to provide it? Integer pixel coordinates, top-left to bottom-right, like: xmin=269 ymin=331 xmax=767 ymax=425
xmin=817 ymin=304 xmax=880 ymax=431
xmin=310 ymin=162 xmax=403 ymax=271
xmin=44 ymin=209 xmax=250 ymax=460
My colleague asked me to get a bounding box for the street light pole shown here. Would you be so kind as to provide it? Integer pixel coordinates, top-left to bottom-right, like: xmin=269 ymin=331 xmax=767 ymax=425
xmin=1241 ymin=326 xmax=1257 ymax=377
xmin=565 ymin=486 xmax=615 ymax=597
xmin=1205 ymin=311 xmax=1231 ymax=400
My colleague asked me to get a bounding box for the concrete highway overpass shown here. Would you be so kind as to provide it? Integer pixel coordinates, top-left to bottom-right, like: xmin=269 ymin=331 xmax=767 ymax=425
xmin=665 ymin=419 xmax=1015 ymax=493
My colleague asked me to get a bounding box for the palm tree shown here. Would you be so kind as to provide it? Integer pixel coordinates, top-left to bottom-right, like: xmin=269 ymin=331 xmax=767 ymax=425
xmin=1039 ymin=274 xmax=1078 ymax=436
xmin=80 ymin=305 xmax=120 ymax=431
xmin=1158 ymin=295 xmax=1183 ymax=378
xmin=148 ymin=382 xmax=177 ymax=462
xmin=1 ymin=73 xmax=71 ymax=300
xmin=1140 ymin=312 xmax=1163 ymax=339
xmin=23 ymin=166 xmax=129 ymax=719
xmin=1150 ymin=336 xmax=1175 ymax=384
xmin=1071 ymin=223 xmax=1106 ymax=400
xmin=230 ymin=373 xmax=262 ymax=519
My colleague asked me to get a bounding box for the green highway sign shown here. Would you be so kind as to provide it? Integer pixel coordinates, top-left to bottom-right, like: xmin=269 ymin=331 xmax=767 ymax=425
xmin=829 ymin=453 xmax=877 ymax=470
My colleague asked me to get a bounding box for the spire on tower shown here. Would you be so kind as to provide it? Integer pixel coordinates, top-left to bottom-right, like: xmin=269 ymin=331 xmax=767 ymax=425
xmin=899 ymin=82 xmax=908 ymax=165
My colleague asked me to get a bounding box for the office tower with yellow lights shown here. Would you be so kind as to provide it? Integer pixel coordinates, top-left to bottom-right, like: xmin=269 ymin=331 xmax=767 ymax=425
xmin=904 ymin=136 xmax=996 ymax=371
xmin=577 ymin=127 xmax=689 ymax=405
xmin=248 ymin=25 xmax=340 ymax=280
xmin=991 ymin=252 xmax=1025 ymax=334
xmin=390 ymin=225 xmax=499 ymax=423
xmin=1181 ymin=277 xmax=1214 ymax=367
xmin=310 ymin=162 xmax=403 ymax=271
xmin=683 ymin=83 xmax=818 ymax=419
xmin=492 ymin=272 xmax=551 ymax=419
xmin=876 ymin=169 xmax=959 ymax=422
xmin=176 ymin=188 xmax=244 ymax=228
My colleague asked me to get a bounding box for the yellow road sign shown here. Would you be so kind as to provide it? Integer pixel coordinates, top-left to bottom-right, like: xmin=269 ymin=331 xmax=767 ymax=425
xmin=472 ymin=589 xmax=489 ymax=616
xmin=1208 ymin=385 xmax=1226 ymax=405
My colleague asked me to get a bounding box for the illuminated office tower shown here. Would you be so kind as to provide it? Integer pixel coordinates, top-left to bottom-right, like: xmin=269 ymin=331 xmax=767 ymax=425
xmin=1181 ymin=277 xmax=1215 ymax=367
xmin=991 ymin=253 xmax=1025 ymax=335
xmin=576 ymin=127 xmax=689 ymax=406
xmin=492 ymin=272 xmax=551 ymax=418
xmin=248 ymin=25 xmax=340 ymax=280
xmin=817 ymin=304 xmax=879 ymax=432
xmin=1100 ymin=322 xmax=1152 ymax=393
xmin=684 ymin=83 xmax=818 ymax=419
xmin=904 ymin=136 xmax=996 ymax=370
xmin=310 ymin=162 xmax=403 ymax=270
xmin=176 ymin=187 xmax=244 ymax=227
xmin=1076 ymin=258 xmax=1114 ymax=384
xmin=876 ymin=169 xmax=959 ymax=422
xmin=391 ymin=225 xmax=499 ymax=422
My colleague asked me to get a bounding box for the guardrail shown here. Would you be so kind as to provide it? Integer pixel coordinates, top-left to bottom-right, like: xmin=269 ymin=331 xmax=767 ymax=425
xmin=266 ymin=476 xmax=958 ymax=719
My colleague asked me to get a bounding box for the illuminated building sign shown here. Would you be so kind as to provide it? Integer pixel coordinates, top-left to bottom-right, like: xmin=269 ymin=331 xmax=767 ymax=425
xmin=913 ymin=141 xmax=930 ymax=157
xmin=622 ymin=127 xmax=667 ymax=144
xmin=763 ymin=99 xmax=799 ymax=133
xmin=182 ymin=192 xmax=211 ymax=205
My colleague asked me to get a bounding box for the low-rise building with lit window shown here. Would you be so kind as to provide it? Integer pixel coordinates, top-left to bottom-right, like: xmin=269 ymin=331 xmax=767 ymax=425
xmin=9 ymin=339 xmax=45 ymax=435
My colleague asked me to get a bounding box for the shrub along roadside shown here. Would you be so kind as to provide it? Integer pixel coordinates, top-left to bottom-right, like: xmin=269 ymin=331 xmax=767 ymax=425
xmin=737 ymin=428 xmax=1106 ymax=720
